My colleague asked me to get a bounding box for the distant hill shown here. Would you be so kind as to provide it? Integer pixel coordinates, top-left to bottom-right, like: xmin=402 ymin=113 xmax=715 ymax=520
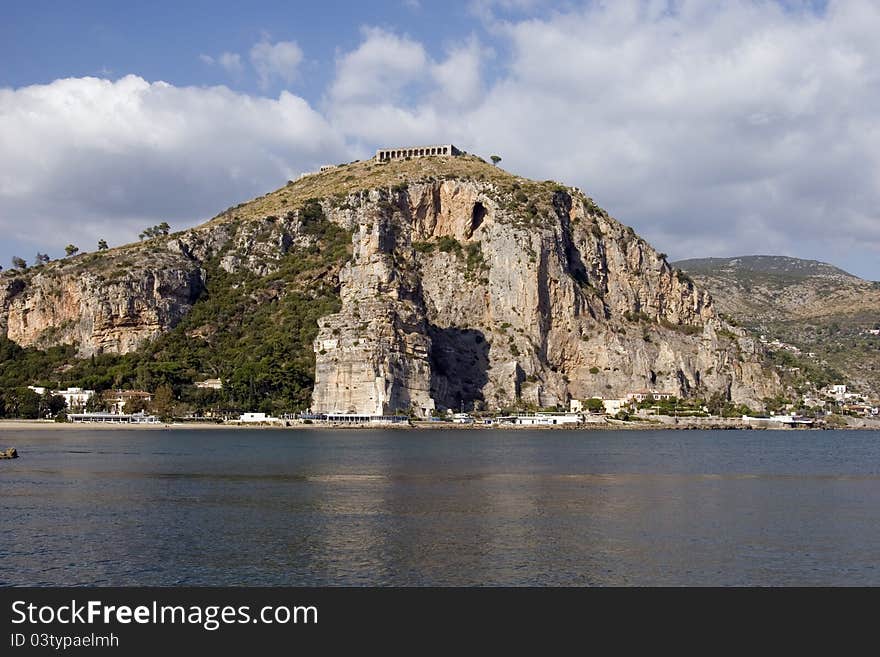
xmin=676 ymin=255 xmax=880 ymax=395
xmin=677 ymin=255 xmax=858 ymax=280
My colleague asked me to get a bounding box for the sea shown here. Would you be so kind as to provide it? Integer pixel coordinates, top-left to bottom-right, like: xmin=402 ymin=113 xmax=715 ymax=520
xmin=2 ymin=428 xmax=879 ymax=586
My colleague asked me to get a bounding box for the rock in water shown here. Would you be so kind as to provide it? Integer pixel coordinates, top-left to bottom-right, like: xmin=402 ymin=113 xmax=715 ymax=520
xmin=0 ymin=447 xmax=18 ymax=459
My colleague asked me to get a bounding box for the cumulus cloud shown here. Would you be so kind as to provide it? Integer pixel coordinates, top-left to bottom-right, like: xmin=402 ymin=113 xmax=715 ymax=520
xmin=4 ymin=1 xmax=880 ymax=278
xmin=431 ymin=37 xmax=489 ymax=108
xmin=330 ymin=27 xmax=427 ymax=103
xmin=330 ymin=2 xmax=880 ymax=277
xmin=0 ymin=75 xmax=347 ymax=259
xmin=250 ymin=38 xmax=304 ymax=89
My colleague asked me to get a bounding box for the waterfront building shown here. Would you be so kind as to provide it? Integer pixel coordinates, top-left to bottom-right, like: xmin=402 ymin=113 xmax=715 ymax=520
xmin=626 ymin=390 xmax=675 ymax=403
xmin=68 ymin=411 xmax=159 ymax=424
xmin=497 ymin=412 xmax=582 ymax=426
xmin=103 ymin=390 xmax=153 ymax=414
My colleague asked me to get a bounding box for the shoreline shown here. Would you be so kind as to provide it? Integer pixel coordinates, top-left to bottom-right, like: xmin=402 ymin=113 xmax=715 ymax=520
xmin=1 ymin=418 xmax=878 ymax=432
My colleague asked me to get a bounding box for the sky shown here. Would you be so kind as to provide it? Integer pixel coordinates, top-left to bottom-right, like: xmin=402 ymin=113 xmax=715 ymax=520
xmin=2 ymin=0 xmax=879 ymax=279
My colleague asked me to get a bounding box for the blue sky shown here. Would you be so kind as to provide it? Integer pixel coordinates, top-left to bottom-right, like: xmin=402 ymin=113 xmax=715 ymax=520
xmin=2 ymin=0 xmax=880 ymax=279
xmin=0 ymin=1 xmax=488 ymax=98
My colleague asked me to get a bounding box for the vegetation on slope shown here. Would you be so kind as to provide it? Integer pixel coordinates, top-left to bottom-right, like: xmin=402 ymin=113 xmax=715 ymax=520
xmin=0 ymin=201 xmax=351 ymax=417
xmin=677 ymin=255 xmax=880 ymax=396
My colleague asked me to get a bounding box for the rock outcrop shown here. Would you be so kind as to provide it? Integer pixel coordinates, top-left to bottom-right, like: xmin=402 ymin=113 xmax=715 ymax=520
xmin=1 ymin=251 xmax=204 ymax=357
xmin=0 ymin=155 xmax=780 ymax=410
xmin=310 ymin=169 xmax=779 ymax=415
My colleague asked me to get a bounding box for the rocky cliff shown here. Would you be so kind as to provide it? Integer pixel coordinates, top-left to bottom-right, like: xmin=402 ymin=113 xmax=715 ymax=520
xmin=0 ymin=154 xmax=780 ymax=411
xmin=308 ymin=170 xmax=777 ymax=415
xmin=1 ymin=249 xmax=204 ymax=357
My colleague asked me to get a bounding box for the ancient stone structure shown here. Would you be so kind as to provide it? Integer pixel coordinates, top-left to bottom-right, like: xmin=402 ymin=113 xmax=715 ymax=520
xmin=375 ymin=144 xmax=462 ymax=162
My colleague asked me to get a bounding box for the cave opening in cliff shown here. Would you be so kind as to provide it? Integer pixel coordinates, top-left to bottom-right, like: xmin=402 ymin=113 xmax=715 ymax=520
xmin=470 ymin=202 xmax=486 ymax=235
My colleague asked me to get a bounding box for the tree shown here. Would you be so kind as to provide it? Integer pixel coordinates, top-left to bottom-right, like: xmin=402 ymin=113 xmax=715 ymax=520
xmin=35 ymin=253 xmax=50 ymax=265
xmin=139 ymin=223 xmax=170 ymax=240
xmin=151 ymin=384 xmax=175 ymax=419
xmin=12 ymin=256 xmax=26 ymax=269
xmin=64 ymin=244 xmax=79 ymax=257
xmin=40 ymin=391 xmax=66 ymax=418
xmin=584 ymin=398 xmax=605 ymax=413
xmin=85 ymin=395 xmax=106 ymax=413
xmin=5 ymin=387 xmax=41 ymax=418
xmin=490 ymin=155 xmax=502 ymax=166
xmin=123 ymin=397 xmax=149 ymax=414
xmin=97 ymin=239 xmax=108 ymax=251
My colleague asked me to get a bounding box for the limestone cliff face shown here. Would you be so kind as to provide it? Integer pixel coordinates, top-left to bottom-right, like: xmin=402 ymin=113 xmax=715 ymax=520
xmin=0 ymin=155 xmax=780 ymax=410
xmin=311 ymin=177 xmax=779 ymax=415
xmin=309 ymin=192 xmax=434 ymax=415
xmin=0 ymin=251 xmax=204 ymax=357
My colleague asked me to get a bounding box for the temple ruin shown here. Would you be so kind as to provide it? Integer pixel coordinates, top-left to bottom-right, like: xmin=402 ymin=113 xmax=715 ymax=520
xmin=375 ymin=144 xmax=462 ymax=162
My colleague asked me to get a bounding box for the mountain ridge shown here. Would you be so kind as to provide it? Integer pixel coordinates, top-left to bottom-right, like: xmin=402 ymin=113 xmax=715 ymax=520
xmin=0 ymin=154 xmax=781 ymax=415
xmin=677 ymin=254 xmax=880 ymax=396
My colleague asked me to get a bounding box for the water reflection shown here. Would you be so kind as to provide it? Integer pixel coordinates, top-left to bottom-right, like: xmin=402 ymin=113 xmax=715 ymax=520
xmin=2 ymin=428 xmax=880 ymax=585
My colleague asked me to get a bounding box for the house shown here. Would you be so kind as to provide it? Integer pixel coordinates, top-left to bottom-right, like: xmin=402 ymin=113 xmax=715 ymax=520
xmin=26 ymin=386 xmax=95 ymax=411
xmin=602 ymin=399 xmax=627 ymax=415
xmin=498 ymin=413 xmax=581 ymax=426
xmin=626 ymin=390 xmax=675 ymax=403
xmin=239 ymin=412 xmax=270 ymax=422
xmin=103 ymin=390 xmax=153 ymax=414
xmin=55 ymin=387 xmax=95 ymax=411
xmin=194 ymin=379 xmax=223 ymax=390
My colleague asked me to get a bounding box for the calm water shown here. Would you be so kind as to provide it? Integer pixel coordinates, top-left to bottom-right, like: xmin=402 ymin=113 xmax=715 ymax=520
xmin=2 ymin=428 xmax=880 ymax=586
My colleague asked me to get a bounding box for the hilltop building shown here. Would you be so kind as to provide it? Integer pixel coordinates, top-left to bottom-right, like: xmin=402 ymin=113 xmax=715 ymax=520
xmin=375 ymin=144 xmax=461 ymax=162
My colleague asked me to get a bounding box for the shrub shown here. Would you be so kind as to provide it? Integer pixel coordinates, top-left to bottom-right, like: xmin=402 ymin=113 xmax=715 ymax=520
xmin=437 ymin=235 xmax=462 ymax=254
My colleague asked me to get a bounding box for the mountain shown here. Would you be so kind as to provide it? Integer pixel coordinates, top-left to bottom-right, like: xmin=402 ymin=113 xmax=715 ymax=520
xmin=0 ymin=154 xmax=779 ymax=415
xmin=676 ymin=255 xmax=880 ymax=395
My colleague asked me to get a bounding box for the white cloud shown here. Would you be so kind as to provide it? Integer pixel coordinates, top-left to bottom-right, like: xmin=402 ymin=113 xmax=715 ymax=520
xmin=250 ymin=39 xmax=303 ymax=89
xmin=218 ymin=52 xmax=244 ymax=77
xmin=329 ymin=3 xmax=880 ymax=277
xmin=199 ymin=51 xmax=245 ymax=77
xmin=431 ymin=37 xmax=489 ymax=108
xmin=5 ymin=2 xmax=880 ymax=278
xmin=0 ymin=75 xmax=347 ymax=259
xmin=330 ymin=27 xmax=427 ymax=103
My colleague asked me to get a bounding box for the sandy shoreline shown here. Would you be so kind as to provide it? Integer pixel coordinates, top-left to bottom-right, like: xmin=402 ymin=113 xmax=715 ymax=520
xmin=1 ymin=418 xmax=878 ymax=432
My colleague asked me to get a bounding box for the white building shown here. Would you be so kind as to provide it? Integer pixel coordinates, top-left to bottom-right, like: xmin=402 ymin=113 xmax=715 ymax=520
xmin=239 ymin=412 xmax=278 ymax=423
xmin=194 ymin=379 xmax=223 ymax=390
xmin=626 ymin=390 xmax=675 ymax=403
xmin=501 ymin=413 xmax=581 ymax=426
xmin=68 ymin=411 xmax=159 ymax=424
xmin=828 ymin=384 xmax=848 ymax=402
xmin=602 ymin=399 xmax=627 ymax=415
xmin=27 ymin=386 xmax=95 ymax=410
xmin=55 ymin=387 xmax=95 ymax=411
